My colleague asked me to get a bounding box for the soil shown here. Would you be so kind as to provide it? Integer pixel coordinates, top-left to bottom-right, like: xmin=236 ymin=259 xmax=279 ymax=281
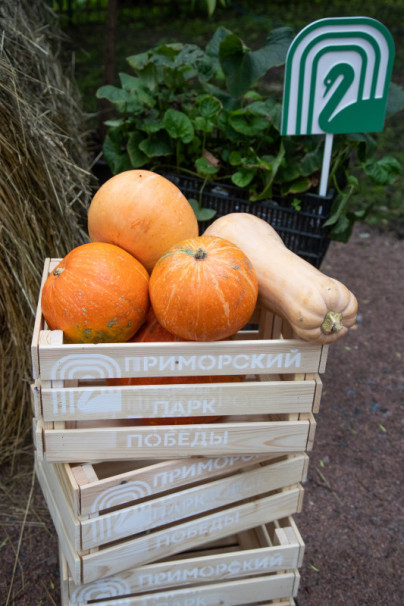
xmin=1 ymin=224 xmax=403 ymax=606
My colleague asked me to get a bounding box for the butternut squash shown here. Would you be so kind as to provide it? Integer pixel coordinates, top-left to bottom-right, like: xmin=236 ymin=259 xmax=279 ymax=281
xmin=204 ymin=213 xmax=358 ymax=344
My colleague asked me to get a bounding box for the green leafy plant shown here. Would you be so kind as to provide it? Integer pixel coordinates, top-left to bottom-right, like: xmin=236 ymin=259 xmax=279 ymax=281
xmin=96 ymin=26 xmax=404 ymax=242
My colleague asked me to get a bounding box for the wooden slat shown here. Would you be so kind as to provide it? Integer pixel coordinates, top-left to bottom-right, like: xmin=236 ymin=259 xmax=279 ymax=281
xmin=76 ymin=455 xmax=278 ymax=516
xmin=30 ymin=380 xmax=41 ymax=417
xmin=41 ymin=419 xmax=312 ymax=462
xmin=37 ymin=338 xmax=325 ymax=382
xmin=319 ymin=343 xmax=329 ymax=373
xmin=311 ymin=373 xmax=323 ymax=414
xmin=77 ymin=573 xmax=299 ymax=606
xmin=40 ymin=378 xmax=317 ymax=421
xmin=31 ymin=257 xmax=51 ymax=379
xmin=32 ymin=417 xmax=44 ymax=460
xmin=39 ymin=458 xmax=81 ymax=549
xmin=34 ymin=455 xmax=81 ymax=584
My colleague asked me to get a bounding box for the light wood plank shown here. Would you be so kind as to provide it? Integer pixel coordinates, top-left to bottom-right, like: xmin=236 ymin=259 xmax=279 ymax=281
xmin=75 ymin=573 xmax=299 ymax=606
xmin=77 ymin=455 xmax=278 ymax=516
xmin=40 ymin=378 xmax=317 ymax=421
xmin=34 ymin=455 xmax=81 ymax=584
xmin=31 ymin=257 xmax=51 ymax=379
xmin=42 ymin=420 xmax=312 ymax=462
xmin=37 ymin=338 xmax=324 ymax=382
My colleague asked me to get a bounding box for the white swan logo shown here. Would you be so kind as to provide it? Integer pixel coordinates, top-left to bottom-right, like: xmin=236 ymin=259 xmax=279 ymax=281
xmin=50 ymin=354 xmax=123 ymax=415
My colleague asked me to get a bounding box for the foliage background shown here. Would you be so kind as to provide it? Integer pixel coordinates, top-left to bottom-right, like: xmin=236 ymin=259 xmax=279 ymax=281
xmin=53 ymin=0 xmax=404 ymax=234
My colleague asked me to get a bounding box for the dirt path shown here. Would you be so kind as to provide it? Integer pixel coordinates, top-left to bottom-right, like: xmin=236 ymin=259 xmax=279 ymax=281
xmin=297 ymin=225 xmax=404 ymax=605
xmin=1 ymin=224 xmax=403 ymax=605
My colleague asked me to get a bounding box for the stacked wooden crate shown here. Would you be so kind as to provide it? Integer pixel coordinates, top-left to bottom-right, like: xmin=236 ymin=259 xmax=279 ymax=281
xmin=31 ymin=257 xmax=328 ymax=606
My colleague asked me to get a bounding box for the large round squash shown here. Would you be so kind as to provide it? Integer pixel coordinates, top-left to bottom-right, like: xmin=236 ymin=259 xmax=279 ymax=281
xmin=107 ymin=308 xmax=244 ymax=425
xmin=88 ymin=170 xmax=199 ymax=272
xmin=149 ymin=235 xmax=258 ymax=341
xmin=41 ymin=242 xmax=149 ymax=343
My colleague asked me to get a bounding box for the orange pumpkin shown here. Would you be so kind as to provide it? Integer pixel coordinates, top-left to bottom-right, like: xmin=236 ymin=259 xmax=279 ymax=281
xmin=87 ymin=170 xmax=199 ymax=272
xmin=41 ymin=242 xmax=149 ymax=343
xmin=149 ymin=235 xmax=258 ymax=341
xmin=107 ymin=308 xmax=245 ymax=425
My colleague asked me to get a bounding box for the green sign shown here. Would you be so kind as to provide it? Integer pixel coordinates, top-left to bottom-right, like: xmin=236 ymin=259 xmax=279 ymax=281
xmin=281 ymin=17 xmax=395 ymax=195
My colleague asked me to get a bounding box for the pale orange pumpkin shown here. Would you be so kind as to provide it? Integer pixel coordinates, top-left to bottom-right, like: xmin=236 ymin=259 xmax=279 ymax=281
xmin=107 ymin=308 xmax=245 ymax=424
xmin=149 ymin=235 xmax=258 ymax=341
xmin=87 ymin=170 xmax=199 ymax=272
xmin=41 ymin=242 xmax=149 ymax=343
xmin=205 ymin=213 xmax=358 ymax=344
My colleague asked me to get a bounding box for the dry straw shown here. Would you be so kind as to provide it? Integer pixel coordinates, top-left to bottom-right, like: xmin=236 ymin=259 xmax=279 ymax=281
xmin=0 ymin=0 xmax=93 ymax=465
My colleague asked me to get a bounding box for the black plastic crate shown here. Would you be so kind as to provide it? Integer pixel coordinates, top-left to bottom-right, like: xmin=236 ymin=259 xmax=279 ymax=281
xmin=162 ymin=173 xmax=334 ymax=269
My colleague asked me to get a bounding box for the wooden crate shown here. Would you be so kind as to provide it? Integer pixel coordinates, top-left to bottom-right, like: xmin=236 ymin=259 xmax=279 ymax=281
xmin=35 ymin=452 xmax=307 ymax=585
xmin=31 ymin=259 xmax=326 ymax=463
xmin=60 ymin=517 xmax=304 ymax=606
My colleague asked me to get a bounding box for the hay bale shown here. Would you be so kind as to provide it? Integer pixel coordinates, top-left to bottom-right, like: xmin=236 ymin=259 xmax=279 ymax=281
xmin=0 ymin=0 xmax=93 ymax=463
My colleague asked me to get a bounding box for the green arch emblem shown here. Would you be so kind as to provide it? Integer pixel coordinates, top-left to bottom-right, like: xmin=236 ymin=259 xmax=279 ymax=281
xmin=281 ymin=17 xmax=395 ymax=136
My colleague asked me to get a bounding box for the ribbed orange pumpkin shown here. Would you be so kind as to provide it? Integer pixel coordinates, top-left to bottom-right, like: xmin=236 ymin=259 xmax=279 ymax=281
xmin=149 ymin=235 xmax=258 ymax=341
xmin=107 ymin=308 xmax=245 ymax=425
xmin=41 ymin=242 xmax=149 ymax=343
xmin=88 ymin=170 xmax=199 ymax=272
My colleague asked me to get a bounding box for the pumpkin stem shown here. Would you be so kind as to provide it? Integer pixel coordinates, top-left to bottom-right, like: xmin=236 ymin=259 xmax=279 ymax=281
xmin=321 ymin=311 xmax=343 ymax=335
xmin=53 ymin=267 xmax=65 ymax=276
xmin=194 ymin=247 xmax=208 ymax=260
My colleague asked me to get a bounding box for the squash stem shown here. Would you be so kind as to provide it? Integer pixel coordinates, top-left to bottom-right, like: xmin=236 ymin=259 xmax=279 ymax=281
xmin=321 ymin=311 xmax=343 ymax=335
xmin=194 ymin=247 xmax=207 ymax=260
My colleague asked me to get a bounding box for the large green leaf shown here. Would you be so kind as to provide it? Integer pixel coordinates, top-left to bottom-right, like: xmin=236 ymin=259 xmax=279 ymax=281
xmin=194 ymin=116 xmax=215 ymax=133
xmin=118 ymin=73 xmax=155 ymax=107
xmin=231 ymin=167 xmax=256 ymax=188
xmin=248 ymin=27 xmax=294 ymax=82
xmin=96 ymin=85 xmax=129 ymax=105
xmin=188 ymin=199 xmax=217 ymax=221
xmin=205 ymin=26 xmax=233 ymax=58
xmin=323 ymin=176 xmax=359 ymax=227
xmin=127 ymin=132 xmax=148 ymax=168
xmin=300 ymin=148 xmax=323 ymax=176
xmin=163 ymin=109 xmax=194 ymax=143
xmin=198 ymin=94 xmax=222 ymax=119
xmin=228 ymin=110 xmax=269 ymax=136
xmin=218 ymin=32 xmax=248 ymax=98
xmin=364 ymin=155 xmax=401 ymax=185
xmin=329 ymin=214 xmax=354 ymax=242
xmin=283 ymin=176 xmax=312 ymax=194
xmin=119 ymin=72 xmax=140 ymax=90
xmin=218 ymin=27 xmax=293 ymax=99
xmin=141 ymin=115 xmax=164 ymax=134
xmin=138 ymin=133 xmax=172 ymax=158
xmin=102 ymin=130 xmax=132 ymax=175
xmin=195 ymin=157 xmax=218 ymax=175
xmin=126 ymin=50 xmax=151 ymax=71
xmin=248 ymin=99 xmax=282 ymax=130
